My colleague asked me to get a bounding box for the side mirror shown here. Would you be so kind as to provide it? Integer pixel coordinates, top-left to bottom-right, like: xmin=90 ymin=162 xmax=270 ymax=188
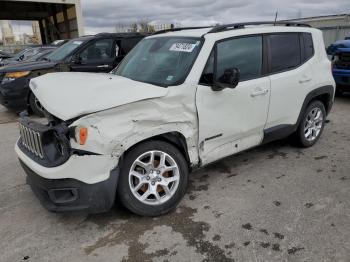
xmin=212 ymin=67 xmax=240 ymax=91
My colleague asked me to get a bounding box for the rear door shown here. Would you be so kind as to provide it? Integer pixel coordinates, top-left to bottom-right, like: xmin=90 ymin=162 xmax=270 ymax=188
xmin=265 ymin=33 xmax=315 ymax=128
xmin=70 ymin=38 xmax=116 ymax=72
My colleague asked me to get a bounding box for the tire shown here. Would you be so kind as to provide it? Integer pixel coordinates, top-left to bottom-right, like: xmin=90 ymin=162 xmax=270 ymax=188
xmin=295 ymin=100 xmax=326 ymax=148
xmin=117 ymin=140 xmax=189 ymax=217
xmin=29 ymin=93 xmax=44 ymax=117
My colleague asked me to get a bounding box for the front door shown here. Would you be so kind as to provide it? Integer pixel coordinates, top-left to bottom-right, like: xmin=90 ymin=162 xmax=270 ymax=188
xmin=196 ymin=35 xmax=271 ymax=165
xmin=70 ymin=38 xmax=116 ymax=72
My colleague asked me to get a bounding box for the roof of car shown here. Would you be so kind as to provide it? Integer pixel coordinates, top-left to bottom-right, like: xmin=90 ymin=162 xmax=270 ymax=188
xmin=95 ymin=32 xmax=148 ymax=38
xmin=148 ymin=22 xmax=316 ymax=40
xmin=71 ymin=33 xmax=147 ymax=42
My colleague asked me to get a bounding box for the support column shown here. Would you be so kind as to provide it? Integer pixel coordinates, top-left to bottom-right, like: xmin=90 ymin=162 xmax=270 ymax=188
xmin=38 ymin=19 xmax=47 ymax=44
xmin=63 ymin=6 xmax=71 ymax=39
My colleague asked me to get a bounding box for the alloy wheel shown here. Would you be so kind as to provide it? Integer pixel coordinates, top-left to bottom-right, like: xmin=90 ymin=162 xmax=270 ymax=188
xmin=304 ymin=107 xmax=324 ymax=142
xmin=128 ymin=150 xmax=180 ymax=205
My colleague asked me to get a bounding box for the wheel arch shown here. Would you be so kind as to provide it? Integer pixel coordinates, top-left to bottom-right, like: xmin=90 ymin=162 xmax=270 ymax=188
xmin=262 ymin=85 xmax=334 ymax=144
xmin=121 ymin=131 xmax=193 ymax=170
xmin=297 ymin=85 xmax=334 ymax=126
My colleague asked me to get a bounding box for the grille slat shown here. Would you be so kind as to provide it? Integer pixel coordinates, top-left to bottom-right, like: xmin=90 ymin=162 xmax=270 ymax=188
xmin=19 ymin=123 xmax=44 ymax=159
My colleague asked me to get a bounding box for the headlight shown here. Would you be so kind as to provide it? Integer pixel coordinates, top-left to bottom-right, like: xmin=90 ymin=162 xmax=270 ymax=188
xmin=2 ymin=71 xmax=30 ymax=84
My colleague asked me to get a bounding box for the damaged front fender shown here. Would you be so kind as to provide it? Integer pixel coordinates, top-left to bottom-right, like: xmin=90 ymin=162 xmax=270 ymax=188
xmin=69 ymin=84 xmax=200 ymax=166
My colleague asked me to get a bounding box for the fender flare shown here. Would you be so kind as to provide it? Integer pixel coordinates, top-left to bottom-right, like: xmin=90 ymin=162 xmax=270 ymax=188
xmin=296 ymin=85 xmax=334 ymax=127
xmin=262 ymin=85 xmax=334 ymax=144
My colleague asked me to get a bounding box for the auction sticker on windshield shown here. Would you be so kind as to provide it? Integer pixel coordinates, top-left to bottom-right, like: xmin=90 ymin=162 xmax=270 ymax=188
xmin=170 ymin=43 xmax=197 ymax=52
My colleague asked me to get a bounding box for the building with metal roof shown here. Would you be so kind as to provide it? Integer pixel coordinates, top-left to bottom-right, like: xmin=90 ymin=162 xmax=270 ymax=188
xmin=286 ymin=14 xmax=350 ymax=47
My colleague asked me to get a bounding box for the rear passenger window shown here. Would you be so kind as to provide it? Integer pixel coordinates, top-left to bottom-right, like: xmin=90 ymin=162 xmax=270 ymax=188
xmin=303 ymin=33 xmax=314 ymax=61
xmin=269 ymin=33 xmax=301 ymax=73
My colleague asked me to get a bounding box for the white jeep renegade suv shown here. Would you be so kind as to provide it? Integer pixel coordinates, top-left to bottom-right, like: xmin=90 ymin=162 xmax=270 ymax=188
xmin=15 ymin=22 xmax=335 ymax=216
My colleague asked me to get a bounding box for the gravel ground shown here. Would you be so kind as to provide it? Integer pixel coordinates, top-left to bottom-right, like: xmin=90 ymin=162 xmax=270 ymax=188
xmin=0 ymin=96 xmax=349 ymax=262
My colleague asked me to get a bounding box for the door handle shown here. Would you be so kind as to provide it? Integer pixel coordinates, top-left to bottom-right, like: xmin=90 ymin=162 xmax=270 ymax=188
xmin=251 ymin=89 xmax=268 ymax=97
xmin=299 ymin=78 xmax=312 ymax=84
xmin=97 ymin=65 xmax=109 ymax=68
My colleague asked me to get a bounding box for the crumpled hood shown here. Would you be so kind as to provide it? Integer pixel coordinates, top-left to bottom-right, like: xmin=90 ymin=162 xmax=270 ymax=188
xmin=30 ymin=72 xmax=168 ymax=121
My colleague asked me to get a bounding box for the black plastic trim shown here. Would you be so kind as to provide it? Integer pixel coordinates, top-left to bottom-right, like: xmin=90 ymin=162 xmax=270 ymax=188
xmin=20 ymin=159 xmax=119 ymax=213
xmin=262 ymin=124 xmax=296 ymax=144
xmin=262 ymin=85 xmax=334 ymax=144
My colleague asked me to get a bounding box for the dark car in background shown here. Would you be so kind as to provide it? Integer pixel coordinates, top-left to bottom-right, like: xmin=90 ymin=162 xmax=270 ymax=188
xmin=50 ymin=39 xmax=69 ymax=47
xmin=0 ymin=50 xmax=14 ymax=60
xmin=0 ymin=33 xmax=146 ymax=116
xmin=327 ymin=39 xmax=350 ymax=95
xmin=0 ymin=46 xmax=57 ymax=67
xmin=25 ymin=47 xmax=57 ymax=62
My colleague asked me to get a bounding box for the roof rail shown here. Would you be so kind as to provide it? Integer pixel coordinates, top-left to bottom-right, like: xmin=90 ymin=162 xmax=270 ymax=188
xmin=207 ymin=21 xmax=311 ymax=34
xmin=152 ymin=26 xmax=212 ymax=35
xmin=95 ymin=32 xmax=147 ymax=37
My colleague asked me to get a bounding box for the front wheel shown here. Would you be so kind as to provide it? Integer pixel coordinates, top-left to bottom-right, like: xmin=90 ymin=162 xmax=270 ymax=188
xmin=117 ymin=140 xmax=189 ymax=216
xmin=295 ymin=100 xmax=326 ymax=147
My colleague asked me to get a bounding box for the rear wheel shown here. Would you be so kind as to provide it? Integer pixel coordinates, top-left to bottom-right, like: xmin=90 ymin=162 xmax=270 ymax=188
xmin=29 ymin=93 xmax=44 ymax=117
xmin=117 ymin=140 xmax=189 ymax=216
xmin=295 ymin=100 xmax=326 ymax=147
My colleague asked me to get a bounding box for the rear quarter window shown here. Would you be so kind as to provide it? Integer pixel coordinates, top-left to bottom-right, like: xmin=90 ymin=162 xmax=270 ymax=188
xmin=302 ymin=33 xmax=314 ymax=61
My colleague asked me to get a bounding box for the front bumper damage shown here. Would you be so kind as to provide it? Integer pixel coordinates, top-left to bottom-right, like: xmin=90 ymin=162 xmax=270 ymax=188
xmin=15 ymin=116 xmax=119 ymax=213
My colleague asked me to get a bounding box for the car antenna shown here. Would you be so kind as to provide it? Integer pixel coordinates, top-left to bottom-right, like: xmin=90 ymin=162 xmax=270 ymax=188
xmin=274 ymin=11 xmax=278 ymax=25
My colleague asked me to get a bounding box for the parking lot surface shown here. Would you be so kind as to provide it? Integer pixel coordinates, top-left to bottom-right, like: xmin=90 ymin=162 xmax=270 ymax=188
xmin=0 ymin=97 xmax=349 ymax=262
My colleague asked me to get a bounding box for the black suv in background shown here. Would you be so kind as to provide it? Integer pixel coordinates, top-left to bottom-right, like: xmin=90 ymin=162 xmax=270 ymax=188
xmin=0 ymin=33 xmax=146 ymax=116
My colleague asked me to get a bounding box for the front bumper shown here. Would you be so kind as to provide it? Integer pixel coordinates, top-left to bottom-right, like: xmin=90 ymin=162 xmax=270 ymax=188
xmin=15 ymin=115 xmax=120 ymax=213
xmin=15 ymin=142 xmax=118 ymax=184
xmin=16 ymin=142 xmax=120 ymax=213
xmin=20 ymin=159 xmax=119 ymax=213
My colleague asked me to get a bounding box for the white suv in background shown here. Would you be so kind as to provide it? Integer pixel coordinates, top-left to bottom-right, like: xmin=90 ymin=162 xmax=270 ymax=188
xmin=15 ymin=22 xmax=335 ymax=216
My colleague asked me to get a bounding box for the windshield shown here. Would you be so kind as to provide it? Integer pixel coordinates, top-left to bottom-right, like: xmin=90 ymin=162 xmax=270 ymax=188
xmin=12 ymin=48 xmax=30 ymax=60
xmin=113 ymin=37 xmax=203 ymax=86
xmin=28 ymin=49 xmax=54 ymax=61
xmin=46 ymin=39 xmax=86 ymax=61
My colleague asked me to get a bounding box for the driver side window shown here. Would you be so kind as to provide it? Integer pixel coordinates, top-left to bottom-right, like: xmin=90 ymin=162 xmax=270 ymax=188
xmin=78 ymin=39 xmax=114 ymax=62
xmin=199 ymin=36 xmax=263 ymax=85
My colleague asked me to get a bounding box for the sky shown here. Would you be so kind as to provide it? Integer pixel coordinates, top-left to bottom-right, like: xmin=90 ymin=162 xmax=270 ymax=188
xmin=1 ymin=0 xmax=350 ymax=38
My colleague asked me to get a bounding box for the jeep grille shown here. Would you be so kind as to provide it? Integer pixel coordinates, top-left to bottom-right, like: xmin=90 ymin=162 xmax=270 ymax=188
xmin=19 ymin=123 xmax=44 ymax=159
